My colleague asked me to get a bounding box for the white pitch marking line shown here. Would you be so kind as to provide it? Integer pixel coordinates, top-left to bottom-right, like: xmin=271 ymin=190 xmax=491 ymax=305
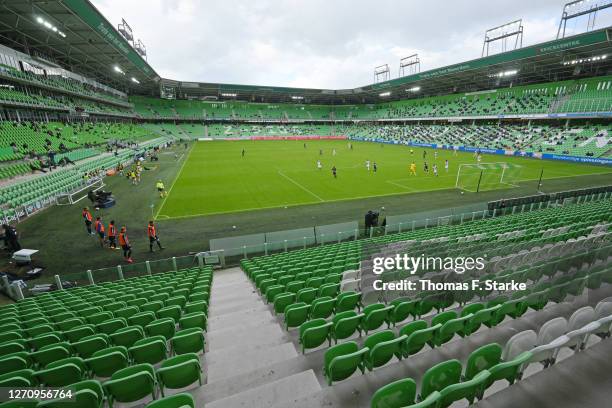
xmin=277 ymin=170 xmax=325 ymax=202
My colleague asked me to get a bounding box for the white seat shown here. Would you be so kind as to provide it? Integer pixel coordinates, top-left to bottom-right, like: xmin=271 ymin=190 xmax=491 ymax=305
xmin=502 ymin=330 xmax=536 ymax=361
xmin=564 ymin=306 xmax=596 ymax=349
xmin=594 ymin=299 xmax=612 ymax=338
xmin=342 ymin=270 xmax=359 ymax=281
xmin=565 ymin=321 xmax=601 ymax=351
xmin=340 ymin=278 xmax=360 ymax=293
xmin=568 ymin=306 xmax=595 ymax=331
xmin=530 ymin=335 xmax=570 ymax=367
xmin=537 ymin=317 xmax=567 ymax=346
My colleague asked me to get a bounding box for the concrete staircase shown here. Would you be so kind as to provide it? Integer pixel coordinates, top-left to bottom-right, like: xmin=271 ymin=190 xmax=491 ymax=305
xmin=195 ymin=267 xmax=322 ymax=407
xmin=169 ymin=267 xmax=612 ymax=408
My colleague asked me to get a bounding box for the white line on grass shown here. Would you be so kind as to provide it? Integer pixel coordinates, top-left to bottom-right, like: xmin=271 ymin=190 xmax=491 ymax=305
xmin=154 ymin=145 xmax=194 ymax=220
xmin=385 ymin=179 xmax=419 ymax=191
xmin=276 ymin=170 xmax=325 ymax=202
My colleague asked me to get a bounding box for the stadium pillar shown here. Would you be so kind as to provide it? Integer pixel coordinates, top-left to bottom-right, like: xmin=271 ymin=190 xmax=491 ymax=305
xmin=303 ymin=237 xmax=307 ymax=249
xmin=146 ymin=261 xmax=152 ymax=275
xmin=354 ymin=229 xmax=358 ymax=241
xmin=283 ymin=240 xmax=288 ymax=252
xmin=117 ymin=265 xmax=124 ymax=280
xmin=54 ymin=275 xmax=63 ymax=290
xmin=197 ymin=254 xmax=203 ymax=268
xmin=264 ymin=242 xmax=268 ymax=256
xmin=398 ymin=223 xmax=403 ymax=233
xmin=243 ymin=246 xmax=247 ymax=259
xmin=412 ymin=221 xmax=416 ymax=231
xmin=86 ymin=270 xmax=94 ymax=285
xmin=460 ymin=214 xmax=464 ymax=224
xmin=172 ymin=257 xmax=177 ymax=271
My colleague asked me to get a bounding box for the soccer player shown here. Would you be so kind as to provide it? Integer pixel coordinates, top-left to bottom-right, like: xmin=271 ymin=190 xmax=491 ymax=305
xmin=423 ymin=150 xmax=427 ymax=159
xmin=317 ymin=160 xmax=322 ymax=170
xmin=108 ymin=220 xmax=118 ymax=249
xmin=366 ymin=160 xmax=370 ymax=171
xmin=147 ymin=221 xmax=164 ymax=252
xmin=241 ymin=148 xmax=245 ymax=158
xmin=332 ymin=148 xmax=337 ymax=156
xmin=156 ymin=179 xmax=167 ymax=198
xmin=373 ymin=162 xmax=377 ymax=172
xmin=82 ymin=207 xmax=93 ymax=235
xmin=424 ymin=161 xmax=429 ymax=173
xmin=118 ymin=226 xmax=133 ymax=263
xmin=332 ymin=166 xmax=337 ymax=178
xmin=477 ymin=153 xmax=482 ymax=163
xmin=433 ymin=164 xmax=438 ymax=177
xmin=445 ymin=159 xmax=449 ymax=173
xmin=319 ymin=149 xmax=323 ymax=155
xmin=94 ymin=216 xmax=105 ymax=248
xmin=410 ymin=148 xmax=414 ymax=155
xmin=410 ymin=162 xmax=417 ymax=176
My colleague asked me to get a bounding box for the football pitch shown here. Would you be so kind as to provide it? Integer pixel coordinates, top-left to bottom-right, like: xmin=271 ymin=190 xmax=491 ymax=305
xmin=155 ymin=140 xmax=612 ymax=219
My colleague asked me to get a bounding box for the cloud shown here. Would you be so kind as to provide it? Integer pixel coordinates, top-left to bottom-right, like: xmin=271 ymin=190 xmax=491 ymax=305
xmin=91 ymin=0 xmax=611 ymax=89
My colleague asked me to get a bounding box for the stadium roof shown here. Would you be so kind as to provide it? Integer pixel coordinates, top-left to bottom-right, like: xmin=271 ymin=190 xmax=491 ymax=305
xmin=0 ymin=0 xmax=160 ymax=92
xmin=0 ymin=1 xmax=611 ymax=105
xmin=164 ymin=28 xmax=612 ymax=104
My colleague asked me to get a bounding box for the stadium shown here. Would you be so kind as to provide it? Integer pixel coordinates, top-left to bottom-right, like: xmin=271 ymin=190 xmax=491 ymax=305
xmin=0 ymin=0 xmax=611 ymax=407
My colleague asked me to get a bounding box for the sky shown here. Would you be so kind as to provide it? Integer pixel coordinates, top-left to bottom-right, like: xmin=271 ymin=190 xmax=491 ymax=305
xmin=92 ymin=0 xmax=612 ymax=89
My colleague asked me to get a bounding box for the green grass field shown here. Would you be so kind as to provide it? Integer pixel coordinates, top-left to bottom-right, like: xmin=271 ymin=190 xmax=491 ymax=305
xmin=156 ymin=140 xmax=612 ymax=219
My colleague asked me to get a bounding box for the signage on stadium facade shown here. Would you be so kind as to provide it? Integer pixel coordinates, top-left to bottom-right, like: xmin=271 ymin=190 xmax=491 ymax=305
xmin=370 ymin=30 xmax=608 ymax=91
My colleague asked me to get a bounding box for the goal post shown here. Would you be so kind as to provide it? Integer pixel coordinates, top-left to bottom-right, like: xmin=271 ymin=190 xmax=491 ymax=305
xmin=56 ymin=178 xmax=105 ymax=206
xmin=456 ymin=162 xmax=522 ymax=192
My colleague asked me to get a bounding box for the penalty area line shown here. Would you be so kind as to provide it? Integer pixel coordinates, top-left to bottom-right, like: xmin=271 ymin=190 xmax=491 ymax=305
xmin=277 ymin=170 xmax=325 ymax=202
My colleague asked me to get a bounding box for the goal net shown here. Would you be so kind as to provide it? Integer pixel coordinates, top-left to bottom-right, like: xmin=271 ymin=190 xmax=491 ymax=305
xmin=56 ymin=178 xmax=105 ymax=206
xmin=455 ymin=162 xmax=522 ymax=192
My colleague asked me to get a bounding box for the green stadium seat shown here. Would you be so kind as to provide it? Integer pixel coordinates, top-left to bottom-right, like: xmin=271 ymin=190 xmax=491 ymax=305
xmin=156 ymin=353 xmax=203 ymax=396
xmin=104 ymin=363 xmax=157 ymax=407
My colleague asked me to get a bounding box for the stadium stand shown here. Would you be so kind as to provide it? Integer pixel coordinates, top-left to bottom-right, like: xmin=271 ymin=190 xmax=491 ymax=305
xmin=228 ymin=198 xmax=612 ymax=407
xmin=0 ymin=266 xmax=211 ymax=407
xmin=0 ymin=3 xmax=611 ymax=406
xmin=0 ymin=64 xmax=131 ymax=108
xmin=345 ymin=122 xmax=611 ymax=158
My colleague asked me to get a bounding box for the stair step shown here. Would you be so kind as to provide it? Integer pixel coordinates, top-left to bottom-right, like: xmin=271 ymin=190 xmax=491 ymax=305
xmin=210 ymin=297 xmax=266 ymax=316
xmin=206 ymin=342 xmax=298 ymax=382
xmin=207 ymin=322 xmax=288 ymax=350
xmin=203 ymin=370 xmax=321 ymax=408
xmin=208 ymin=309 xmax=276 ymax=331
